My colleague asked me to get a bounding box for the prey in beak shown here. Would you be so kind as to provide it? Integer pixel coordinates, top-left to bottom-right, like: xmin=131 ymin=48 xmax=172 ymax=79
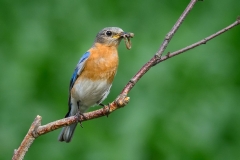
xmin=120 ymin=32 xmax=134 ymax=50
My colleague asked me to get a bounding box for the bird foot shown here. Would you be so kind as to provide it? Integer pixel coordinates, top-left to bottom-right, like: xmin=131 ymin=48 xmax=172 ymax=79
xmin=99 ymin=103 xmax=110 ymax=117
xmin=75 ymin=111 xmax=86 ymax=128
xmin=76 ymin=100 xmax=86 ymax=128
xmin=75 ymin=110 xmax=87 ymax=128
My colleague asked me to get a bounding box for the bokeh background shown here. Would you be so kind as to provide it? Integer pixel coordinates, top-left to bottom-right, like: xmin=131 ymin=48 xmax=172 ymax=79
xmin=1 ymin=0 xmax=240 ymax=160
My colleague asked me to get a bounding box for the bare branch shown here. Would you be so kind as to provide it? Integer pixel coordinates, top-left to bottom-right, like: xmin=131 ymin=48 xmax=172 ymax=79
xmin=120 ymin=0 xmax=199 ymax=96
xmin=157 ymin=18 xmax=240 ymax=63
xmin=12 ymin=96 xmax=129 ymax=160
xmin=12 ymin=1 xmax=240 ymax=160
xmin=155 ymin=0 xmax=198 ymax=58
xmin=37 ymin=96 xmax=129 ymax=135
xmin=12 ymin=116 xmax=41 ymax=160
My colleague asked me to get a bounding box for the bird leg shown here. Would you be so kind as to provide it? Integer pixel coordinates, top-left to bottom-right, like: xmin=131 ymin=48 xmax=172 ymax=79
xmin=76 ymin=101 xmax=86 ymax=128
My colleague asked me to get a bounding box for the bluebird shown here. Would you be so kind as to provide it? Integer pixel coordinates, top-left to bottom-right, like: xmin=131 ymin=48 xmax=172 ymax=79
xmin=58 ymin=27 xmax=132 ymax=142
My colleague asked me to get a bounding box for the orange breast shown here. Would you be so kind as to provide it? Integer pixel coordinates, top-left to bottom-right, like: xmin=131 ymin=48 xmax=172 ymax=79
xmin=79 ymin=43 xmax=119 ymax=83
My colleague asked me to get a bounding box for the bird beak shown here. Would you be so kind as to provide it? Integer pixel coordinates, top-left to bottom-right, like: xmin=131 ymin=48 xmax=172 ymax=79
xmin=113 ymin=33 xmax=124 ymax=39
xmin=113 ymin=32 xmax=133 ymax=39
xmin=112 ymin=32 xmax=134 ymax=41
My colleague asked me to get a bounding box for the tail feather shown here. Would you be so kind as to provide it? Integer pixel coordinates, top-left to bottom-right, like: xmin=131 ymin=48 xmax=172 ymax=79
xmin=58 ymin=123 xmax=78 ymax=143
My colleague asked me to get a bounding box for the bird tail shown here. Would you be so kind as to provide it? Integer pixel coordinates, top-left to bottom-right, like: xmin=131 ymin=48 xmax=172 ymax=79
xmin=58 ymin=123 xmax=78 ymax=143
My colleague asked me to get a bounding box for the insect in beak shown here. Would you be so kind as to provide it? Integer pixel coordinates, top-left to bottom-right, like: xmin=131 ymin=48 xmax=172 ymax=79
xmin=121 ymin=32 xmax=134 ymax=50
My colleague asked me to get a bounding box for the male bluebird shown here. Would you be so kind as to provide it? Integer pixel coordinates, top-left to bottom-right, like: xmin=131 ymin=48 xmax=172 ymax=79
xmin=58 ymin=27 xmax=131 ymax=142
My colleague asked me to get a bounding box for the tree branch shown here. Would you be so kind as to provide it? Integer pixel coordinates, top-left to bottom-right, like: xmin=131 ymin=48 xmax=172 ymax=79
xmin=12 ymin=116 xmax=41 ymax=160
xmin=155 ymin=0 xmax=198 ymax=58
xmin=157 ymin=18 xmax=240 ymax=63
xmin=121 ymin=0 xmax=199 ymax=96
xmin=12 ymin=96 xmax=130 ymax=160
xmin=12 ymin=1 xmax=240 ymax=159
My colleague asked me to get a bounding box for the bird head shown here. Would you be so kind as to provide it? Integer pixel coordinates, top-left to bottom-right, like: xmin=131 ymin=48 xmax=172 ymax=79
xmin=95 ymin=27 xmax=128 ymax=47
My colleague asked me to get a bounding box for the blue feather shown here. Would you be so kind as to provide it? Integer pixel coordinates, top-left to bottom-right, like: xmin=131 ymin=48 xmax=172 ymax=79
xmin=67 ymin=51 xmax=90 ymax=113
xmin=69 ymin=51 xmax=90 ymax=90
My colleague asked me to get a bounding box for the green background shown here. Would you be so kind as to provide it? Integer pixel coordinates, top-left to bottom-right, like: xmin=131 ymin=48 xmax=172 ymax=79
xmin=1 ymin=0 xmax=240 ymax=160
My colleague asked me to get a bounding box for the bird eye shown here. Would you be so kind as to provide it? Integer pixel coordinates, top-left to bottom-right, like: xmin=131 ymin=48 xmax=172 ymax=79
xmin=106 ymin=31 xmax=112 ymax=36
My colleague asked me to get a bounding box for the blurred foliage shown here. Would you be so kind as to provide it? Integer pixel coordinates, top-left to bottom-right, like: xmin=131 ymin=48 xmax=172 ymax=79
xmin=1 ymin=0 xmax=240 ymax=160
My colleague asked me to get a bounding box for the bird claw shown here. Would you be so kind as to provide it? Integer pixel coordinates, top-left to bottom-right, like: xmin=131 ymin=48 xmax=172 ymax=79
xmin=99 ymin=103 xmax=110 ymax=117
xmin=75 ymin=111 xmax=85 ymax=128
xmin=105 ymin=103 xmax=110 ymax=117
xmin=76 ymin=100 xmax=86 ymax=128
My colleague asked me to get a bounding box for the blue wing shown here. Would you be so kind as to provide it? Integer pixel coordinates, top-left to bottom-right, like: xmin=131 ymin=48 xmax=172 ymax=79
xmin=69 ymin=51 xmax=90 ymax=90
xmin=66 ymin=51 xmax=90 ymax=117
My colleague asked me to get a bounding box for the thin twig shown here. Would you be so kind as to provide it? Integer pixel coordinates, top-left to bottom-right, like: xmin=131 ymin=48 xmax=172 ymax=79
xmin=155 ymin=0 xmax=198 ymax=58
xmin=157 ymin=19 xmax=240 ymax=63
xmin=121 ymin=0 xmax=198 ymax=96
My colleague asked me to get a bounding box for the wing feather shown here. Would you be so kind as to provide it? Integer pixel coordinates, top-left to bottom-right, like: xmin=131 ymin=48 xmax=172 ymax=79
xmin=66 ymin=51 xmax=90 ymax=117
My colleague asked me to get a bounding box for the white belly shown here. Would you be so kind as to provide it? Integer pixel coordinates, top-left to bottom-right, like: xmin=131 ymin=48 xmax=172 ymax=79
xmin=70 ymin=79 xmax=111 ymax=114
